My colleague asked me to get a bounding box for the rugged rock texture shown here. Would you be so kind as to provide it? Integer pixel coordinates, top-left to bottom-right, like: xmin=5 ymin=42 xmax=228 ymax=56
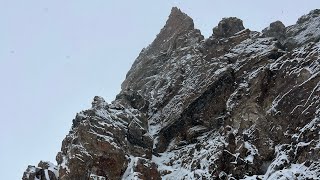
xmin=23 ymin=8 xmax=320 ymax=180
xmin=262 ymin=20 xmax=286 ymax=42
xmin=22 ymin=161 xmax=58 ymax=180
xmin=212 ymin=17 xmax=245 ymax=38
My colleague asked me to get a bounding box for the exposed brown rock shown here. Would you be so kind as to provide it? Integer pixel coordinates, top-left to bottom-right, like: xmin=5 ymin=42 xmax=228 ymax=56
xmin=23 ymin=8 xmax=320 ymax=180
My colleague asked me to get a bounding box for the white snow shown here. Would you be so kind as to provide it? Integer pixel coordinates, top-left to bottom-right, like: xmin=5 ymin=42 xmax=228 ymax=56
xmin=151 ymin=131 xmax=224 ymax=179
xmin=244 ymin=141 xmax=258 ymax=163
xmin=90 ymin=174 xmax=107 ymax=180
xmin=122 ymin=156 xmax=142 ymax=180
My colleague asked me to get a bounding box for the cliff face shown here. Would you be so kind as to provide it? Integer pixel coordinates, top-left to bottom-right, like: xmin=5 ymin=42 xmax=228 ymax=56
xmin=23 ymin=8 xmax=320 ymax=180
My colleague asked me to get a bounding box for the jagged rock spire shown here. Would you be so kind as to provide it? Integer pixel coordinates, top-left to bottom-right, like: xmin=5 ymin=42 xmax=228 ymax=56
xmin=122 ymin=7 xmax=203 ymax=92
xmin=167 ymin=7 xmax=195 ymax=30
xmin=146 ymin=7 xmax=196 ymax=55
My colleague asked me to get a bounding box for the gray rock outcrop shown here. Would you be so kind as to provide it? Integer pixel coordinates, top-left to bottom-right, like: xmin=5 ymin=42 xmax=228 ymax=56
xmin=212 ymin=17 xmax=245 ymax=38
xmin=23 ymin=7 xmax=320 ymax=180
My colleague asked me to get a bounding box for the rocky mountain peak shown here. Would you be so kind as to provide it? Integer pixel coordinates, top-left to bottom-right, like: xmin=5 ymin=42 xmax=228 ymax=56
xmin=168 ymin=7 xmax=194 ymax=29
xmin=23 ymin=8 xmax=320 ymax=180
xmin=121 ymin=7 xmax=203 ymax=95
xmin=212 ymin=17 xmax=245 ymax=38
xmin=143 ymin=7 xmax=198 ymax=56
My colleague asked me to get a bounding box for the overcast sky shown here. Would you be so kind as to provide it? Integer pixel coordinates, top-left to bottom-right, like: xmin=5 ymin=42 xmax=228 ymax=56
xmin=0 ymin=1 xmax=319 ymax=179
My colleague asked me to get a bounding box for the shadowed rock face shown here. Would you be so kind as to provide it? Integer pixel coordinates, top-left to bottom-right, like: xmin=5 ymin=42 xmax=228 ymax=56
xmin=23 ymin=8 xmax=320 ymax=180
xmin=262 ymin=20 xmax=286 ymax=42
xmin=212 ymin=17 xmax=245 ymax=38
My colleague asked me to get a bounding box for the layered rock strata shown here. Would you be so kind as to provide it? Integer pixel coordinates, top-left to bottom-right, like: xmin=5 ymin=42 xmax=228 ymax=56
xmin=23 ymin=7 xmax=320 ymax=180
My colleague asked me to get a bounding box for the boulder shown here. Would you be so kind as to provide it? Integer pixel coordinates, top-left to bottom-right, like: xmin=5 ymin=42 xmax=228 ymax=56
xmin=262 ymin=20 xmax=286 ymax=42
xmin=212 ymin=17 xmax=245 ymax=38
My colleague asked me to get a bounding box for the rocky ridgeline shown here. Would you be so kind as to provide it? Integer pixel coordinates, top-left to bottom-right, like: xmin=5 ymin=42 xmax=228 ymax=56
xmin=23 ymin=7 xmax=320 ymax=180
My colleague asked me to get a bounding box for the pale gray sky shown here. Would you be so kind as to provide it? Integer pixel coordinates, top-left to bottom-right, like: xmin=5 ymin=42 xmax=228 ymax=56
xmin=0 ymin=1 xmax=319 ymax=179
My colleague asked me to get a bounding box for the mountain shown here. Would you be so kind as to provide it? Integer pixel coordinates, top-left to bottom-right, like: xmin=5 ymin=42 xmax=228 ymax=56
xmin=23 ymin=7 xmax=320 ymax=180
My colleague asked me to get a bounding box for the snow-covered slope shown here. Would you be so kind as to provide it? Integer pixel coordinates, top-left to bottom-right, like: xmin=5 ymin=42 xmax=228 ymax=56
xmin=23 ymin=7 xmax=320 ymax=180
